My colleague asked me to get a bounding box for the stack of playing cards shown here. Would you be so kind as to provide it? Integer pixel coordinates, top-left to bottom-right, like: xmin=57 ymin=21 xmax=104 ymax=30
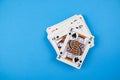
xmin=46 ymin=14 xmax=94 ymax=69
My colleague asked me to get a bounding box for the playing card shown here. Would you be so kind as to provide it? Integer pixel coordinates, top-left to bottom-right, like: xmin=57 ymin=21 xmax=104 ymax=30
xmin=57 ymin=27 xmax=94 ymax=69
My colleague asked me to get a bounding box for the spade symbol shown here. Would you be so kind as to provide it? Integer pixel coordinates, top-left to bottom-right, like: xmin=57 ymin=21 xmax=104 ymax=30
xmin=74 ymin=57 xmax=79 ymax=62
xmin=72 ymin=33 xmax=77 ymax=38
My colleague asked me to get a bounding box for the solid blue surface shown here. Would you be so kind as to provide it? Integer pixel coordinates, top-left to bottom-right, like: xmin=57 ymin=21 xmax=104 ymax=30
xmin=0 ymin=0 xmax=120 ymax=80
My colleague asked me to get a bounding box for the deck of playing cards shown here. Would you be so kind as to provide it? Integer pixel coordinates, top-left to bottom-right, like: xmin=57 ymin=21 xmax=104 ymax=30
xmin=46 ymin=14 xmax=94 ymax=69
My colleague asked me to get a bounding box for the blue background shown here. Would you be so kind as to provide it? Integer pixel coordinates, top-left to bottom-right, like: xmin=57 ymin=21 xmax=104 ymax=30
xmin=0 ymin=0 xmax=120 ymax=80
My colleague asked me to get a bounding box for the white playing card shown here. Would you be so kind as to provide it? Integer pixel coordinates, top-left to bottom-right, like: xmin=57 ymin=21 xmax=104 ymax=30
xmin=57 ymin=27 xmax=94 ymax=69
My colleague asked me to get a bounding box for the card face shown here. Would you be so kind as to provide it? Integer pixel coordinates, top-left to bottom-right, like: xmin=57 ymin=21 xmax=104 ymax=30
xmin=57 ymin=29 xmax=93 ymax=69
